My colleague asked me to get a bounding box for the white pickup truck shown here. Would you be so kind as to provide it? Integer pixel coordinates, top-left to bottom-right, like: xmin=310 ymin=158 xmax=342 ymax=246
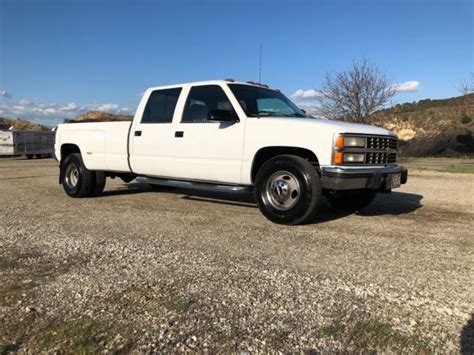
xmin=55 ymin=80 xmax=407 ymax=224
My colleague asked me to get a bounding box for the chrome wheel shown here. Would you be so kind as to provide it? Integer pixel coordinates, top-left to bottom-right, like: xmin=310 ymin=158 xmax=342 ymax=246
xmin=64 ymin=163 xmax=79 ymax=189
xmin=265 ymin=170 xmax=301 ymax=210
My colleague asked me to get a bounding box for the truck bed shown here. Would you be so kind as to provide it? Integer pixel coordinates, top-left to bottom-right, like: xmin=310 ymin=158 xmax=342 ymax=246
xmin=55 ymin=121 xmax=132 ymax=172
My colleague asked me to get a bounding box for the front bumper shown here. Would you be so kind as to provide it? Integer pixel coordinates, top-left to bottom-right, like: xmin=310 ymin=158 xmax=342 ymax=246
xmin=320 ymin=165 xmax=408 ymax=191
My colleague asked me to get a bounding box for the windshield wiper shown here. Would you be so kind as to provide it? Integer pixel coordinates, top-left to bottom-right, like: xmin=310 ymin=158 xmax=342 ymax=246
xmin=279 ymin=113 xmax=306 ymax=118
xmin=249 ymin=111 xmax=306 ymax=118
xmin=257 ymin=110 xmax=277 ymax=116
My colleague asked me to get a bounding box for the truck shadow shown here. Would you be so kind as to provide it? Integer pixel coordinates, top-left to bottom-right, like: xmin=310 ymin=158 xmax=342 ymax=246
xmin=102 ymin=183 xmax=423 ymax=223
xmin=354 ymin=192 xmax=423 ymax=216
xmin=461 ymin=313 xmax=474 ymax=354
xmin=307 ymin=191 xmax=423 ymax=224
xmin=100 ymin=183 xmax=151 ymax=197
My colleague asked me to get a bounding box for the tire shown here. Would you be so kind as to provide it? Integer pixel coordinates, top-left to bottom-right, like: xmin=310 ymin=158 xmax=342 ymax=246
xmin=324 ymin=189 xmax=377 ymax=211
xmin=90 ymin=171 xmax=106 ymax=196
xmin=26 ymin=154 xmax=34 ymax=159
xmin=61 ymin=153 xmax=95 ymax=197
xmin=254 ymin=155 xmax=322 ymax=225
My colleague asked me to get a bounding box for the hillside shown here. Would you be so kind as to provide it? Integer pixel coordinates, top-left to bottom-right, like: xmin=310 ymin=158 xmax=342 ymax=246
xmin=0 ymin=117 xmax=50 ymax=131
xmin=66 ymin=111 xmax=133 ymax=123
xmin=367 ymin=94 xmax=474 ymax=156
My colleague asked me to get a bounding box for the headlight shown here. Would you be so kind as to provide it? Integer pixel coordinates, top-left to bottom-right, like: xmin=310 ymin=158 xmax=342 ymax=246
xmin=343 ymin=153 xmax=365 ymax=163
xmin=344 ymin=136 xmax=366 ymax=147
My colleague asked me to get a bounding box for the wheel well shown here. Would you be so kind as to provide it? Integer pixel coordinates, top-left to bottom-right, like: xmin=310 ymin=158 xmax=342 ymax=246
xmin=251 ymin=146 xmax=319 ymax=182
xmin=60 ymin=144 xmax=81 ymax=161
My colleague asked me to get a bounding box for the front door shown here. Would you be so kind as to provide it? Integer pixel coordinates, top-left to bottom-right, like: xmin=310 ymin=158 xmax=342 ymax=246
xmin=170 ymin=84 xmax=246 ymax=184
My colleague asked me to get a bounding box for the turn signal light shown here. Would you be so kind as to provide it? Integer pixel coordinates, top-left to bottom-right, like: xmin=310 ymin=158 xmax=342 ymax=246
xmin=334 ymin=152 xmax=343 ymax=164
xmin=335 ymin=136 xmax=344 ymax=149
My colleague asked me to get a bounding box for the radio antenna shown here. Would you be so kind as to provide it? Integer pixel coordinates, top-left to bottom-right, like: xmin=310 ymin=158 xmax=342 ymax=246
xmin=258 ymin=44 xmax=262 ymax=83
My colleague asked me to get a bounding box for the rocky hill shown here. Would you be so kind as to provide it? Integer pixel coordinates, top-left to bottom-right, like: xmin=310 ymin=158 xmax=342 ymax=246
xmin=367 ymin=94 xmax=474 ymax=156
xmin=66 ymin=111 xmax=133 ymax=123
xmin=0 ymin=117 xmax=49 ymax=131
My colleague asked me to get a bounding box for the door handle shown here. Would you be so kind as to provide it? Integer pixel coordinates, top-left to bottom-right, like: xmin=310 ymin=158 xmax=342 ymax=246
xmin=175 ymin=131 xmax=184 ymax=138
xmin=134 ymin=131 xmax=142 ymax=137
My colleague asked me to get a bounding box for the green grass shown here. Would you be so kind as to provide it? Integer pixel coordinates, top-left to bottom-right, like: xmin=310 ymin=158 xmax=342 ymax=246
xmin=461 ymin=115 xmax=472 ymax=124
xmin=442 ymin=166 xmax=474 ymax=174
xmin=399 ymin=157 xmax=474 ymax=174
xmin=0 ymin=251 xmax=83 ymax=308
xmin=0 ymin=253 xmax=49 ymax=307
xmin=412 ymin=166 xmax=474 ymax=174
xmin=148 ymin=294 xmax=194 ymax=315
xmin=0 ymin=340 xmax=18 ymax=355
xmin=320 ymin=314 xmax=432 ymax=352
xmin=0 ymin=259 xmax=19 ymax=271
xmin=30 ymin=318 xmax=133 ymax=354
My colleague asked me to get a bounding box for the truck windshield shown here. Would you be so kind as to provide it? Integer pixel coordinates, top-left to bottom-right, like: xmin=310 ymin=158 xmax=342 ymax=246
xmin=228 ymin=84 xmax=306 ymax=118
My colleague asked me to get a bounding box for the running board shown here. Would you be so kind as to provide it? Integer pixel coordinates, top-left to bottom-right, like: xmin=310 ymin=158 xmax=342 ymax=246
xmin=136 ymin=176 xmax=253 ymax=193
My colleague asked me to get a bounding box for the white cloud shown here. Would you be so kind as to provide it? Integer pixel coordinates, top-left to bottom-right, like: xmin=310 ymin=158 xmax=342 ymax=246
xmin=292 ymin=89 xmax=324 ymax=100
xmin=118 ymin=107 xmax=132 ymax=114
xmin=18 ymin=99 xmax=34 ymax=106
xmin=88 ymin=103 xmax=119 ymax=112
xmin=43 ymin=108 xmax=57 ymax=115
xmin=392 ymin=81 xmax=420 ymax=92
xmin=59 ymin=102 xmax=80 ymax=112
xmin=296 ymin=102 xmax=324 ymax=117
xmin=0 ymin=90 xmax=12 ymax=99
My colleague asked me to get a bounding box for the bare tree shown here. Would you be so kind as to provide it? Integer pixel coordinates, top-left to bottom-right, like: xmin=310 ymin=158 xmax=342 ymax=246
xmin=317 ymin=59 xmax=395 ymax=123
xmin=457 ymin=73 xmax=474 ymax=95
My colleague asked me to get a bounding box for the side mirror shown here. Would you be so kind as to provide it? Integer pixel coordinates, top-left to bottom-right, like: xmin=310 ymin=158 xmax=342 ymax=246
xmin=208 ymin=110 xmax=239 ymax=123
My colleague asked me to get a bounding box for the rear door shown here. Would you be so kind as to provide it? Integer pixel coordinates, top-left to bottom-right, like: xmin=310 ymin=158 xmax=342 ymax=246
xmin=169 ymin=84 xmax=246 ymax=184
xmin=129 ymin=87 xmax=183 ymax=177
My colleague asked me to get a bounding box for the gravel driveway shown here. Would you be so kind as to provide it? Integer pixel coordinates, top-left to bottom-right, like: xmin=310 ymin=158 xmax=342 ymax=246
xmin=0 ymin=158 xmax=473 ymax=353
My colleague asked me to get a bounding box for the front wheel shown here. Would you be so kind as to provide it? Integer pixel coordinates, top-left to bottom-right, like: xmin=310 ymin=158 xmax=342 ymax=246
xmin=324 ymin=189 xmax=377 ymax=211
xmin=254 ymin=155 xmax=322 ymax=225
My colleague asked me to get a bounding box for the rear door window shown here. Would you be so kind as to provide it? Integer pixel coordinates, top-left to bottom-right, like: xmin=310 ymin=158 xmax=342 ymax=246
xmin=142 ymin=88 xmax=182 ymax=123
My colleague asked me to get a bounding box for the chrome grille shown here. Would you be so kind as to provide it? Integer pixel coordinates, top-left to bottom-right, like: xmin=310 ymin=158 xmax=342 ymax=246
xmin=366 ymin=152 xmax=397 ymax=165
xmin=364 ymin=135 xmax=398 ymax=165
xmin=366 ymin=136 xmax=398 ymax=150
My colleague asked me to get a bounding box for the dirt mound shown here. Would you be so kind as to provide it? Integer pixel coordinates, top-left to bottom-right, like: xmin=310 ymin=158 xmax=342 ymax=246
xmin=0 ymin=117 xmax=50 ymax=131
xmin=66 ymin=111 xmax=133 ymax=123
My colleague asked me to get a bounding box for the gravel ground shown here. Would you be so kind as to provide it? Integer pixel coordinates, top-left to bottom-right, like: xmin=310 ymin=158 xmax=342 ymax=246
xmin=0 ymin=157 xmax=473 ymax=353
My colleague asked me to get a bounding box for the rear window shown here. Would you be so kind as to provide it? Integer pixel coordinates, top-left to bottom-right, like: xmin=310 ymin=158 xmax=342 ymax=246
xmin=142 ymin=88 xmax=182 ymax=123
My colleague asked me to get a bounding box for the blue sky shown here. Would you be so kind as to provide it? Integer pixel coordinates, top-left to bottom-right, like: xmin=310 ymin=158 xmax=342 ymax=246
xmin=0 ymin=0 xmax=472 ymax=126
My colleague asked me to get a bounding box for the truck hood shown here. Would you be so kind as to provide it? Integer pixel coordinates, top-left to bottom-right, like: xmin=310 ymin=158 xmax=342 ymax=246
xmin=261 ymin=116 xmax=396 ymax=137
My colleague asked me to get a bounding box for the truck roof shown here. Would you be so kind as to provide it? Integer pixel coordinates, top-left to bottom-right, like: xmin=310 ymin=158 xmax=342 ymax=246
xmin=146 ymin=80 xmax=270 ymax=92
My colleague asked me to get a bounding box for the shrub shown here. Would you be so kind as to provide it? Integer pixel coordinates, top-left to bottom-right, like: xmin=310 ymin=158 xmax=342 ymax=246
xmin=461 ymin=115 xmax=472 ymax=124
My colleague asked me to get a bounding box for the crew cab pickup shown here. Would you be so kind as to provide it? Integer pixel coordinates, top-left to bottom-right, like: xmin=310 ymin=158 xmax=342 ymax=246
xmin=55 ymin=80 xmax=407 ymax=224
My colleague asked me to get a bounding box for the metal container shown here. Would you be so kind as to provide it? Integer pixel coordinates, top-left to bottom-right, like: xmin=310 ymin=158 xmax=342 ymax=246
xmin=0 ymin=130 xmax=56 ymax=158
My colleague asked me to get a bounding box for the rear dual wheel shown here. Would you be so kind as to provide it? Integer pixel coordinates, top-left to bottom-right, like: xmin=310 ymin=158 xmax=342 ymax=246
xmin=61 ymin=153 xmax=106 ymax=197
xmin=254 ymin=155 xmax=322 ymax=225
